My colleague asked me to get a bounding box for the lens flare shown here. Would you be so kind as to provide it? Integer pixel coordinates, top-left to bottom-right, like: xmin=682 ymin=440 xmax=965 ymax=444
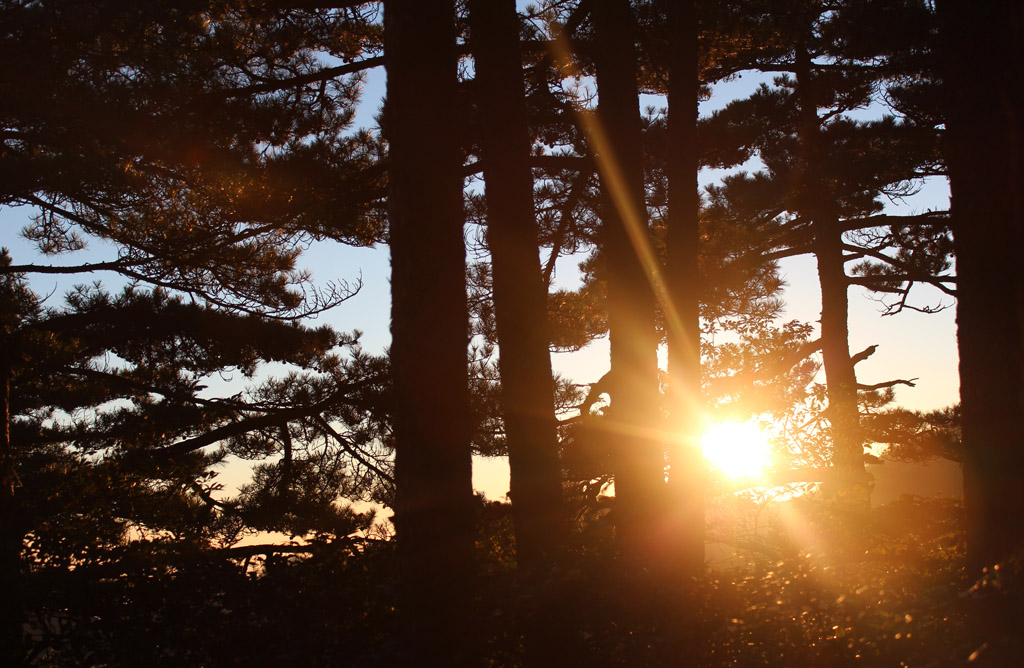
xmin=701 ymin=421 xmax=773 ymax=480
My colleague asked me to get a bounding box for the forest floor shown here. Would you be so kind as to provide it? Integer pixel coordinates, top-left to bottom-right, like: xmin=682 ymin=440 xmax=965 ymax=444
xmin=21 ymin=495 xmax=1024 ymax=667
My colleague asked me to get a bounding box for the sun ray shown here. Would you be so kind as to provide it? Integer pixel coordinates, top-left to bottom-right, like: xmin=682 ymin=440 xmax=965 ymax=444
xmin=548 ymin=26 xmax=702 ymax=424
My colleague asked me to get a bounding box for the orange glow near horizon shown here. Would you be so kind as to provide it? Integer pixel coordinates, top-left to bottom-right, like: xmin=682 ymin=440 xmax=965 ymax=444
xmin=701 ymin=421 xmax=774 ymax=480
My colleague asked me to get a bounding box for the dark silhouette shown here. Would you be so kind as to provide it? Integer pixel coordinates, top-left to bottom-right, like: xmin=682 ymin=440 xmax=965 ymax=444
xmin=940 ymin=0 xmax=1024 ymax=574
xmin=791 ymin=21 xmax=868 ymax=505
xmin=665 ymin=0 xmax=707 ymax=578
xmin=384 ymin=0 xmax=476 ymax=663
xmin=469 ymin=0 xmax=568 ymax=570
xmin=3 ymin=1 xmax=1023 ymax=665
xmin=592 ymin=0 xmax=667 ymax=571
xmin=697 ymin=1 xmax=951 ymax=505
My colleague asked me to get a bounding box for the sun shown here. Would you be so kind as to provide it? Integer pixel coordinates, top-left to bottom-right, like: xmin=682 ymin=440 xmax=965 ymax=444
xmin=701 ymin=420 xmax=773 ymax=480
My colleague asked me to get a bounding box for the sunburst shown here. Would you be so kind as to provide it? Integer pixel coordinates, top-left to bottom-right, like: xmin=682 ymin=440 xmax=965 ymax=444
xmin=701 ymin=421 xmax=773 ymax=480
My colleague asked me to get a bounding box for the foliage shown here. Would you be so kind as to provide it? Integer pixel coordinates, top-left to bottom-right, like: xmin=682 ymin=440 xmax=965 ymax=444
xmin=1 ymin=0 xmax=386 ymax=317
xmin=3 ymin=0 xmax=1006 ymax=664
xmin=19 ymin=494 xmax=1021 ymax=668
xmin=3 ymin=7 xmax=395 ymax=660
xmin=7 ymin=280 xmax=388 ymax=560
xmin=869 ymin=404 xmax=962 ymax=464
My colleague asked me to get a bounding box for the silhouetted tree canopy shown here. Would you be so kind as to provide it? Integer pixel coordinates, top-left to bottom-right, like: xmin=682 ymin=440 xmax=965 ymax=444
xmin=3 ymin=0 xmax=1022 ymax=665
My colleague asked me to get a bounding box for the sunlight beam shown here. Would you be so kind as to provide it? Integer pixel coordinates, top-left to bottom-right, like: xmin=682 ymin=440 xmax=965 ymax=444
xmin=548 ymin=27 xmax=702 ymax=424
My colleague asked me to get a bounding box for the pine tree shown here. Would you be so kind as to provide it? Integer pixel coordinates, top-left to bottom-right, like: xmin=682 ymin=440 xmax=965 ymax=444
xmin=697 ymin=0 xmax=949 ymax=505
xmin=385 ymin=0 xmax=476 ymax=662
xmin=939 ymin=0 xmax=1024 ymax=574
xmin=0 ymin=3 xmax=392 ymax=659
xmin=1 ymin=0 xmax=386 ymax=317
xmin=0 ymin=274 xmax=390 ymax=660
xmin=664 ymin=0 xmax=707 ymax=578
xmin=469 ymin=0 xmax=568 ymax=568
xmin=589 ymin=0 xmax=666 ymax=569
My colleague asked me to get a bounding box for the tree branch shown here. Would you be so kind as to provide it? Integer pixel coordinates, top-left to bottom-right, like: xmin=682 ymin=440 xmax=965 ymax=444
xmin=217 ymin=57 xmax=385 ymax=100
xmin=842 ymin=242 xmax=957 ymax=297
xmin=220 ymin=544 xmax=317 ymax=559
xmin=578 ymin=370 xmax=613 ymax=417
xmin=465 ymin=154 xmax=595 ymax=178
xmin=857 ymin=378 xmax=917 ymax=391
xmin=2 ymin=259 xmax=140 ymax=275
xmin=135 ymin=379 xmax=376 ymax=462
xmin=710 ymin=338 xmax=822 ymax=395
xmin=61 ymin=367 xmax=250 ymax=412
xmin=312 ymin=415 xmax=394 ymax=483
xmin=531 ymin=154 xmax=595 ymax=172
xmin=542 ymin=169 xmax=591 ymax=286
xmin=840 ymin=211 xmax=949 ymax=233
xmin=850 ymin=344 xmax=878 ymax=366
xmin=269 ymin=1 xmax=378 ymax=10
xmin=847 ymin=274 xmax=957 ymax=295
xmin=189 ymin=480 xmax=240 ymax=514
xmin=754 ymin=243 xmax=815 ymax=264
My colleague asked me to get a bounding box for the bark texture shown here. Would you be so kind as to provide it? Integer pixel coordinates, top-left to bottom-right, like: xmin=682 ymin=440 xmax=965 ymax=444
xmin=385 ymin=0 xmax=475 ymax=660
xmin=469 ymin=0 xmax=567 ymax=570
xmin=941 ymin=0 xmax=1024 ymax=573
xmin=794 ymin=37 xmax=869 ymax=505
xmin=592 ymin=0 xmax=665 ymax=567
xmin=665 ymin=0 xmax=706 ymax=577
xmin=0 ymin=364 xmax=22 ymax=664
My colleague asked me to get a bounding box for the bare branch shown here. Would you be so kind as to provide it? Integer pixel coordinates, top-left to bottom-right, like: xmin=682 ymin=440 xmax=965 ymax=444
xmin=885 ymin=298 xmax=953 ymax=316
xmin=850 ymin=344 xmax=878 ymax=366
xmin=857 ymin=378 xmax=918 ymax=391
xmin=2 ymin=259 xmax=140 ymax=275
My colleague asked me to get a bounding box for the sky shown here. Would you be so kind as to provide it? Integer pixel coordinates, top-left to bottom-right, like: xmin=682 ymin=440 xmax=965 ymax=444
xmin=0 ymin=61 xmax=957 ymax=503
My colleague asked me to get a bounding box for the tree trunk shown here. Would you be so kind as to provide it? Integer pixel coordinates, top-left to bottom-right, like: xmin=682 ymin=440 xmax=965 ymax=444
xmin=940 ymin=0 xmax=1024 ymax=574
xmin=665 ymin=0 xmax=706 ymax=578
xmin=385 ymin=0 xmax=475 ymax=661
xmin=592 ymin=0 xmax=665 ymax=568
xmin=793 ymin=37 xmax=869 ymax=506
xmin=469 ymin=0 xmax=567 ymax=570
xmin=814 ymin=215 xmax=867 ymax=501
xmin=0 ymin=363 xmax=23 ymax=665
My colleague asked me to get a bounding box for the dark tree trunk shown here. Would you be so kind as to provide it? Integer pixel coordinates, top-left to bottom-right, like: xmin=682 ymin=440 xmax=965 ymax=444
xmin=793 ymin=38 xmax=869 ymax=506
xmin=0 ymin=363 xmax=23 ymax=665
xmin=665 ymin=0 xmax=706 ymax=578
xmin=469 ymin=0 xmax=567 ymax=570
xmin=385 ymin=0 xmax=475 ymax=661
xmin=940 ymin=0 xmax=1024 ymax=574
xmin=592 ymin=0 xmax=665 ymax=567
xmin=814 ymin=215 xmax=865 ymax=496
